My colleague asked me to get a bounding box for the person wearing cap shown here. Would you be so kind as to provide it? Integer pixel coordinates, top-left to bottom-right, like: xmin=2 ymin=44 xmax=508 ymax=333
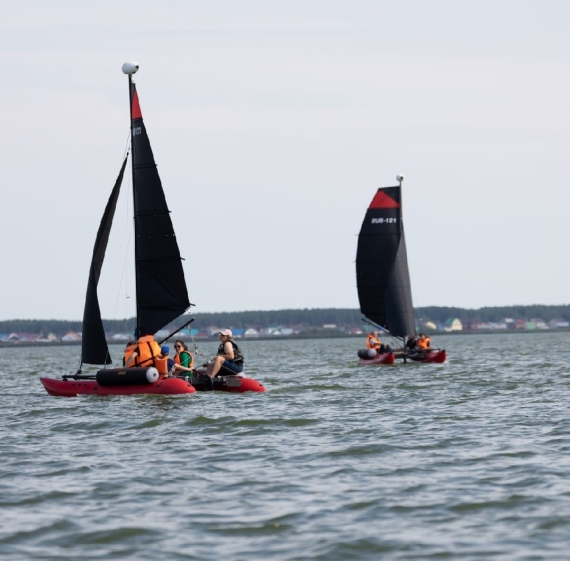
xmin=160 ymin=345 xmax=175 ymax=373
xmin=204 ymin=329 xmax=245 ymax=383
xmin=172 ymin=340 xmax=194 ymax=375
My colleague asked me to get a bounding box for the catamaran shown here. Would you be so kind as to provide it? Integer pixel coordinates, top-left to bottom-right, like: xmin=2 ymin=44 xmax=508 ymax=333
xmin=40 ymin=63 xmax=264 ymax=396
xmin=355 ymin=176 xmax=446 ymax=365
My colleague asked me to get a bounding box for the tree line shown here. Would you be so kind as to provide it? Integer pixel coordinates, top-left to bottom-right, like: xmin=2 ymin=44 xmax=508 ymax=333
xmin=1 ymin=305 xmax=569 ymax=337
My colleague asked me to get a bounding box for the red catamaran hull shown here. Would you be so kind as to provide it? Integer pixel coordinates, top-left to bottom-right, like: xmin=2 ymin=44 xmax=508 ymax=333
xmin=408 ymin=349 xmax=447 ymax=363
xmin=40 ymin=377 xmax=196 ymax=397
xmin=357 ymin=352 xmax=396 ymax=365
xmin=189 ymin=376 xmax=265 ymax=393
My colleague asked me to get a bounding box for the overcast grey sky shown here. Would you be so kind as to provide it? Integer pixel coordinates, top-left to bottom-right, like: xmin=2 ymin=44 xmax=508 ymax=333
xmin=1 ymin=0 xmax=569 ymax=321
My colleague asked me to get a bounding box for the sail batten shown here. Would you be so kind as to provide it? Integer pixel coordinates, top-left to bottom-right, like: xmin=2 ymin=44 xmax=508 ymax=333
xmin=130 ymin=82 xmax=190 ymax=337
xmin=356 ymin=185 xmax=416 ymax=338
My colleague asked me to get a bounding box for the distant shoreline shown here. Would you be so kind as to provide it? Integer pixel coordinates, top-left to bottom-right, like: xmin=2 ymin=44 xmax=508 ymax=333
xmin=1 ymin=328 xmax=568 ymax=349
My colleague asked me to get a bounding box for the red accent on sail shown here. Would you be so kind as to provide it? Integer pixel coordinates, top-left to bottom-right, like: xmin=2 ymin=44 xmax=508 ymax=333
xmin=369 ymin=191 xmax=400 ymax=209
xmin=132 ymin=90 xmax=142 ymax=120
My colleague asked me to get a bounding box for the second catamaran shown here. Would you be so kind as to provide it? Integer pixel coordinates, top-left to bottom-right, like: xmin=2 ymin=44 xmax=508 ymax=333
xmin=355 ymin=176 xmax=446 ymax=364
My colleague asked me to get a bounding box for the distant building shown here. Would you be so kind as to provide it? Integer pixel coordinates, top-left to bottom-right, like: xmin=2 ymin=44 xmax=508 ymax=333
xmin=531 ymin=318 xmax=549 ymax=330
xmin=62 ymin=332 xmax=82 ymax=342
xmin=549 ymin=318 xmax=569 ymax=328
xmin=111 ymin=333 xmax=130 ymax=341
xmin=443 ymin=318 xmax=463 ymax=332
xmin=244 ymin=328 xmax=260 ymax=337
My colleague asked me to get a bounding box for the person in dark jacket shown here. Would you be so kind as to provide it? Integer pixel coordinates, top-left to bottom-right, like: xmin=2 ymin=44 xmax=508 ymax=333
xmin=205 ymin=329 xmax=244 ymax=380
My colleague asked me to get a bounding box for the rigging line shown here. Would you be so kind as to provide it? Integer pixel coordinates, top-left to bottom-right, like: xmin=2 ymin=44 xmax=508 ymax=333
xmin=123 ymin=129 xmax=131 ymax=159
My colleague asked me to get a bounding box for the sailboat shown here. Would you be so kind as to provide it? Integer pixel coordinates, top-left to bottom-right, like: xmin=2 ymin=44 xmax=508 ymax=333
xmin=40 ymin=63 xmax=264 ymax=396
xmin=355 ymin=176 xmax=446 ymax=364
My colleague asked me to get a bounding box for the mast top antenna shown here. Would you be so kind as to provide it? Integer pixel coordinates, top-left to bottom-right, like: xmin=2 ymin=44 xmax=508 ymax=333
xmin=122 ymin=62 xmax=139 ymax=75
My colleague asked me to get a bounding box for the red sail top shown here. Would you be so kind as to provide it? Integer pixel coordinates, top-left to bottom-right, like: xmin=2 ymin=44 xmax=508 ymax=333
xmin=132 ymin=89 xmax=142 ymax=120
xmin=369 ymin=190 xmax=400 ymax=209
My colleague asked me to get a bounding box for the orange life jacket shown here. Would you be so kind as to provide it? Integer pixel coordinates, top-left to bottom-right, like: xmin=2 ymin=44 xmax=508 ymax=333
xmin=134 ymin=335 xmax=168 ymax=375
xmin=418 ymin=337 xmax=431 ymax=349
xmin=366 ymin=335 xmax=380 ymax=349
xmin=174 ymin=351 xmax=194 ymax=370
xmin=123 ymin=344 xmax=138 ymax=367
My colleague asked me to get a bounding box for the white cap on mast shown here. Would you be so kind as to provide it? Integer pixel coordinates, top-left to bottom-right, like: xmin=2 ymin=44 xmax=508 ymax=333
xmin=122 ymin=62 xmax=139 ymax=75
xmin=396 ymin=174 xmax=405 ymax=183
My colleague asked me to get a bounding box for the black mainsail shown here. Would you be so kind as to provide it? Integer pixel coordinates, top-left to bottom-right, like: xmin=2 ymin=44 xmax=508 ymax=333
xmin=81 ymin=158 xmax=128 ymax=365
xmin=129 ymin=82 xmax=190 ymax=337
xmin=356 ymin=184 xmax=416 ymax=339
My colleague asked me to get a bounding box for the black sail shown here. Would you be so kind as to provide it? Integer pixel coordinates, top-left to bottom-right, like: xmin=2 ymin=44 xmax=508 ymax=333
xmin=356 ymin=185 xmax=416 ymax=338
xmin=130 ymin=83 xmax=190 ymax=336
xmin=81 ymin=158 xmax=128 ymax=364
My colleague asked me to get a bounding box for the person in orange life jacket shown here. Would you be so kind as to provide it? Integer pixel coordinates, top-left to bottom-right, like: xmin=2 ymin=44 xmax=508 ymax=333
xmin=366 ymin=331 xmax=381 ymax=350
xmin=417 ymin=333 xmax=431 ymax=350
xmin=205 ymin=329 xmax=244 ymax=380
xmin=172 ymin=340 xmax=194 ymax=375
xmin=123 ymin=341 xmax=138 ymax=367
xmin=160 ymin=345 xmax=175 ymax=373
xmin=366 ymin=330 xmax=392 ymax=354
xmin=124 ymin=334 xmax=163 ymax=370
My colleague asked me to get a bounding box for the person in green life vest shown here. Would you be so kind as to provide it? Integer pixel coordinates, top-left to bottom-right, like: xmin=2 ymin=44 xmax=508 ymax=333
xmin=172 ymin=340 xmax=194 ymax=375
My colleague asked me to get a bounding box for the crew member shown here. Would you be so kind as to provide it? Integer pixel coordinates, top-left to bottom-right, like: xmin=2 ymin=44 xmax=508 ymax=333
xmin=366 ymin=331 xmax=381 ymax=350
xmin=203 ymin=329 xmax=244 ymax=389
xmin=406 ymin=335 xmax=418 ymax=350
xmin=417 ymin=333 xmax=431 ymax=349
xmin=123 ymin=340 xmax=138 ymax=367
xmin=172 ymin=340 xmax=194 ymax=375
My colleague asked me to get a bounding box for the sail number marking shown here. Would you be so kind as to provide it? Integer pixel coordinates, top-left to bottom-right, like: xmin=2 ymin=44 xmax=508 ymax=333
xmin=371 ymin=218 xmax=397 ymax=224
xmin=133 ymin=127 xmax=142 ymax=136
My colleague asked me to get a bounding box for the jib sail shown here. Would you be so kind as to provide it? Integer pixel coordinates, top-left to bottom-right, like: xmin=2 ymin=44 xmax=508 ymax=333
xmin=81 ymin=158 xmax=128 ymax=365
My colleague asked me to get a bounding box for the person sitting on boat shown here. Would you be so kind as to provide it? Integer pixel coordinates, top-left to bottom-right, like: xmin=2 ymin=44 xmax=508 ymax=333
xmin=124 ymin=334 xmax=166 ymax=374
xmin=366 ymin=331 xmax=381 ymax=350
xmin=123 ymin=340 xmax=138 ymax=367
xmin=406 ymin=335 xmax=418 ymax=351
xmin=417 ymin=333 xmax=431 ymax=350
xmin=161 ymin=345 xmax=175 ymax=373
xmin=204 ymin=329 xmax=244 ymax=381
xmin=366 ymin=330 xmax=392 ymax=354
xmin=172 ymin=340 xmax=194 ymax=375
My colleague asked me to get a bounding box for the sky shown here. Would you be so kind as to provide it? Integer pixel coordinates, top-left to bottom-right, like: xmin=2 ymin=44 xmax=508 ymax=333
xmin=1 ymin=0 xmax=569 ymax=321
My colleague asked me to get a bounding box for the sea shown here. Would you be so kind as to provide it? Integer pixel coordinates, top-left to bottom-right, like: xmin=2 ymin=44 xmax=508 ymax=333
xmin=1 ymin=331 xmax=570 ymax=560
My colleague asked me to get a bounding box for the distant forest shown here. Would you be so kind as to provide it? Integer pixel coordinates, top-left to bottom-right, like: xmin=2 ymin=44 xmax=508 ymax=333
xmin=1 ymin=305 xmax=569 ymax=337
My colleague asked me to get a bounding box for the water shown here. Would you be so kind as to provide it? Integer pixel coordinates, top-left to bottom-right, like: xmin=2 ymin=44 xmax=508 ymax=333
xmin=2 ymin=332 xmax=570 ymax=560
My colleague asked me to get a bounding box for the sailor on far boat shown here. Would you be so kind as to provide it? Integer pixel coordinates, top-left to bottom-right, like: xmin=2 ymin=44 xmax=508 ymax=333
xmin=360 ymin=330 xmax=392 ymax=358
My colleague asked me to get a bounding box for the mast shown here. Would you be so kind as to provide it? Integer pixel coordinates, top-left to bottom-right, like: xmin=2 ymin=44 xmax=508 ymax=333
xmin=122 ymin=62 xmax=141 ymax=337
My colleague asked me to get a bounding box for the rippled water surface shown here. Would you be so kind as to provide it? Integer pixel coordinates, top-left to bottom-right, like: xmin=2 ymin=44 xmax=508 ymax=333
xmin=2 ymin=332 xmax=570 ymax=560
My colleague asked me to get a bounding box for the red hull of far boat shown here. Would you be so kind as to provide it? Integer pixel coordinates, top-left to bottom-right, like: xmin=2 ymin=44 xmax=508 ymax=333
xmin=40 ymin=377 xmax=196 ymax=397
xmin=411 ymin=349 xmax=447 ymax=363
xmin=189 ymin=376 xmax=265 ymax=393
xmin=357 ymin=352 xmax=396 ymax=365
